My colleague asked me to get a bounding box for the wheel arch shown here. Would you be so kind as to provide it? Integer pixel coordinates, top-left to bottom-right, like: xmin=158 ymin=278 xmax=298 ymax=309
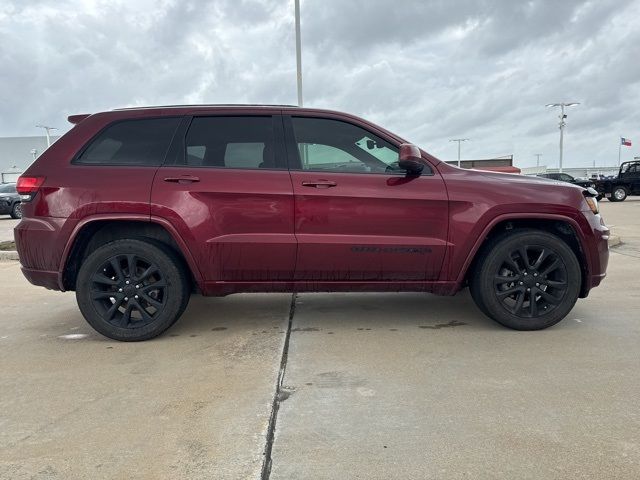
xmin=460 ymin=215 xmax=590 ymax=298
xmin=60 ymin=216 xmax=203 ymax=291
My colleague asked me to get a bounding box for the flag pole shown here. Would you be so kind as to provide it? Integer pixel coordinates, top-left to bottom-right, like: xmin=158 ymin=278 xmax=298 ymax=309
xmin=618 ymin=137 xmax=621 ymax=167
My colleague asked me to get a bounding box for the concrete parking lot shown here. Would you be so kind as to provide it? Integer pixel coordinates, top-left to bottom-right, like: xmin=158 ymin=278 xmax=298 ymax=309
xmin=1 ymin=200 xmax=639 ymax=479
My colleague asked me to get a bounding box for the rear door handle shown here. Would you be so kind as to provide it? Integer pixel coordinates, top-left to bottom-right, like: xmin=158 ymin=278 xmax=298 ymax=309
xmin=164 ymin=176 xmax=200 ymax=184
xmin=301 ymin=180 xmax=337 ymax=188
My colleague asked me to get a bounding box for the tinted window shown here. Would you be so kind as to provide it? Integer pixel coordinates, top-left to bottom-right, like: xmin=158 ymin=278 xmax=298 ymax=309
xmin=291 ymin=117 xmax=403 ymax=174
xmin=0 ymin=183 xmax=16 ymax=193
xmin=76 ymin=118 xmax=180 ymax=166
xmin=183 ymin=116 xmax=277 ymax=169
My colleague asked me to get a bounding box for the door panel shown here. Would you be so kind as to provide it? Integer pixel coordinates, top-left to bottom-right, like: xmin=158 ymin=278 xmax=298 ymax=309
xmin=290 ymin=171 xmax=448 ymax=280
xmin=151 ymin=115 xmax=296 ymax=282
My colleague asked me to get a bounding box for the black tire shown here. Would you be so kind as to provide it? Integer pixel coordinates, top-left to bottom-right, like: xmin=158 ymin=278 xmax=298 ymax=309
xmin=470 ymin=229 xmax=581 ymax=330
xmin=10 ymin=202 xmax=22 ymax=219
xmin=76 ymin=239 xmax=190 ymax=341
xmin=609 ymin=186 xmax=628 ymax=202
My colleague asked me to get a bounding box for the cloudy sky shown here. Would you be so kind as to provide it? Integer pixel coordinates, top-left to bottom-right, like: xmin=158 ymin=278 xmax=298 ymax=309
xmin=1 ymin=0 xmax=639 ymax=168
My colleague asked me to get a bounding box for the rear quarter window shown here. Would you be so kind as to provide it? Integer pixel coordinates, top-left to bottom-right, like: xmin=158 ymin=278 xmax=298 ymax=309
xmin=75 ymin=117 xmax=181 ymax=166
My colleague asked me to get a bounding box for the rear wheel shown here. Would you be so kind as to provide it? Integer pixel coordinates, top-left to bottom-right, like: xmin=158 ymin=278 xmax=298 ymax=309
xmin=609 ymin=186 xmax=628 ymax=202
xmin=76 ymin=239 xmax=190 ymax=341
xmin=10 ymin=202 xmax=22 ymax=219
xmin=470 ymin=230 xmax=581 ymax=330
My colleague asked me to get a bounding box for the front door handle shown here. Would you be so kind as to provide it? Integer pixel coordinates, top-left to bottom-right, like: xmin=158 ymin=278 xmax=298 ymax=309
xmin=164 ymin=176 xmax=200 ymax=184
xmin=301 ymin=180 xmax=337 ymax=188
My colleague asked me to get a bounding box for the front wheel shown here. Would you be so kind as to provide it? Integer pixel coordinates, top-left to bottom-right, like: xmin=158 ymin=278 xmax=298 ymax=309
xmin=76 ymin=239 xmax=190 ymax=341
xmin=470 ymin=230 xmax=581 ymax=330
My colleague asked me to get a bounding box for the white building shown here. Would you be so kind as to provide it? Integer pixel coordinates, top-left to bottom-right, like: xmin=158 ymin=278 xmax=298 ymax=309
xmin=0 ymin=135 xmax=61 ymax=182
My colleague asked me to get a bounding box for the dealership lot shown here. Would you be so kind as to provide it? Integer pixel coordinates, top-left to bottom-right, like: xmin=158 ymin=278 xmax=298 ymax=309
xmin=1 ymin=200 xmax=639 ymax=479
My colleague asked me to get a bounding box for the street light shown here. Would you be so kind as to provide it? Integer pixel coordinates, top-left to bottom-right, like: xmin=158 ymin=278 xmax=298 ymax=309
xmin=545 ymin=102 xmax=579 ymax=173
xmin=35 ymin=124 xmax=57 ymax=147
xmin=294 ymin=0 xmax=303 ymax=107
xmin=534 ymin=153 xmax=543 ymax=167
xmin=449 ymin=138 xmax=469 ymax=167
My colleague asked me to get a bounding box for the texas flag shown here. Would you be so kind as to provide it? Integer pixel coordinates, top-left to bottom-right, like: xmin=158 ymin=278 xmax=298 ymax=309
xmin=621 ymin=137 xmax=632 ymax=146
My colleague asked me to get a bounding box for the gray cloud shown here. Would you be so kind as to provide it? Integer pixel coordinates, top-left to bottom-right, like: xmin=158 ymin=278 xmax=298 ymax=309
xmin=1 ymin=0 xmax=639 ymax=167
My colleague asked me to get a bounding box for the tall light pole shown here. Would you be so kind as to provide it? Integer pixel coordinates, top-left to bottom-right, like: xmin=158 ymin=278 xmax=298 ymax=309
xmin=545 ymin=102 xmax=579 ymax=173
xmin=35 ymin=124 xmax=57 ymax=148
xmin=534 ymin=153 xmax=543 ymax=167
xmin=449 ymin=138 xmax=469 ymax=167
xmin=294 ymin=0 xmax=303 ymax=107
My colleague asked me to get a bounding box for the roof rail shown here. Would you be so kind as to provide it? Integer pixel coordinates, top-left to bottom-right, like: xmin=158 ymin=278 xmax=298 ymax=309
xmin=113 ymin=104 xmax=299 ymax=111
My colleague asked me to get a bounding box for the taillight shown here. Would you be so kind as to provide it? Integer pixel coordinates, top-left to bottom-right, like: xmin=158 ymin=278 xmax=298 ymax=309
xmin=16 ymin=175 xmax=46 ymax=201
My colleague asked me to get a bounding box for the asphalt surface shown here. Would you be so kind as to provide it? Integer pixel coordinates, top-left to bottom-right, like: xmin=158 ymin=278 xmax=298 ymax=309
xmin=1 ymin=199 xmax=639 ymax=479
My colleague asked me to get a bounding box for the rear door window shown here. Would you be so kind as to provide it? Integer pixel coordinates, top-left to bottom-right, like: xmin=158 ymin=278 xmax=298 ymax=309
xmin=76 ymin=117 xmax=181 ymax=166
xmin=183 ymin=116 xmax=282 ymax=169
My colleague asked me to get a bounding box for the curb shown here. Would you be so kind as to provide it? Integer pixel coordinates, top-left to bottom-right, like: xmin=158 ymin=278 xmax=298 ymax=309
xmin=0 ymin=250 xmax=19 ymax=261
xmin=608 ymin=235 xmax=621 ymax=248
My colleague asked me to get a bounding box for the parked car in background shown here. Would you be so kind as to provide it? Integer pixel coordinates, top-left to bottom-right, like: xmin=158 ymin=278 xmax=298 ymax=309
xmin=0 ymin=183 xmax=22 ymax=219
xmin=592 ymin=160 xmax=640 ymax=201
xmin=14 ymin=105 xmax=609 ymax=341
xmin=537 ymin=172 xmax=595 ymax=189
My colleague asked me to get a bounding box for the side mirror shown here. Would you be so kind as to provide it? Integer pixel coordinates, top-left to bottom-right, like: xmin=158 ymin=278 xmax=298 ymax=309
xmin=398 ymin=143 xmax=424 ymax=175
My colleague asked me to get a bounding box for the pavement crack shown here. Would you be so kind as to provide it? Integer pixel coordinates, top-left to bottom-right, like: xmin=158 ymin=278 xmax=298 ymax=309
xmin=260 ymin=292 xmax=297 ymax=480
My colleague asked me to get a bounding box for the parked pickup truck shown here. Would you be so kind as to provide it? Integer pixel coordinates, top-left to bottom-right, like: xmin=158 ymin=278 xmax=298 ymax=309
xmin=593 ymin=160 xmax=640 ymax=201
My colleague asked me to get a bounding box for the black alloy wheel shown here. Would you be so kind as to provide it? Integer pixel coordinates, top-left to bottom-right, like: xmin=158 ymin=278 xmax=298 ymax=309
xmin=492 ymin=245 xmax=568 ymax=318
xmin=76 ymin=239 xmax=190 ymax=341
xmin=470 ymin=230 xmax=581 ymax=330
xmin=90 ymin=253 xmax=167 ymax=328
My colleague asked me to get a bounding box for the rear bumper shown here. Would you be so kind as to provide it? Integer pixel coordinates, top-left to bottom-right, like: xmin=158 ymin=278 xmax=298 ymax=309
xmin=20 ymin=267 xmax=63 ymax=291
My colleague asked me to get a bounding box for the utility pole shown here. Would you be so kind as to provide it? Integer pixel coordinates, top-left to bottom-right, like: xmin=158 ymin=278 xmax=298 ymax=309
xmin=294 ymin=0 xmax=303 ymax=107
xmin=449 ymin=138 xmax=469 ymax=167
xmin=35 ymin=124 xmax=57 ymax=148
xmin=534 ymin=153 xmax=543 ymax=167
xmin=545 ymin=102 xmax=579 ymax=173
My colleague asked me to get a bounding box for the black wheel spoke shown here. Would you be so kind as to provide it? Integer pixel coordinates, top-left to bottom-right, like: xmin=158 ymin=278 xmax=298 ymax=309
xmin=92 ymin=273 xmax=118 ymax=286
xmin=120 ymin=304 xmax=134 ymax=327
xmin=92 ymin=290 xmax=118 ymax=300
xmin=133 ymin=300 xmax=154 ymax=323
xmin=519 ymin=246 xmax=531 ymax=269
xmin=538 ymin=289 xmax=561 ymax=305
xmin=135 ymin=265 xmax=159 ymax=282
xmin=139 ymin=292 xmax=162 ymax=309
xmin=494 ymin=274 xmax=519 ymax=285
xmin=496 ymin=286 xmax=521 ymax=298
xmin=110 ymin=258 xmax=125 ymax=282
xmin=105 ymin=299 xmax=123 ymax=320
xmin=546 ymin=279 xmax=567 ymax=288
xmin=140 ymin=281 xmax=167 ymax=293
xmin=529 ymin=293 xmax=538 ymax=317
xmin=532 ymin=248 xmax=549 ymax=269
xmin=512 ymin=291 xmax=525 ymax=314
xmin=126 ymin=254 xmax=137 ymax=278
xmin=540 ymin=258 xmax=561 ymax=277
xmin=505 ymin=255 xmax=522 ymax=274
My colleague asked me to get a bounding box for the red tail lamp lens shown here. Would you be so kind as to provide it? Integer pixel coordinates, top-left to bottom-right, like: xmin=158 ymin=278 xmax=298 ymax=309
xmin=16 ymin=176 xmax=45 ymax=195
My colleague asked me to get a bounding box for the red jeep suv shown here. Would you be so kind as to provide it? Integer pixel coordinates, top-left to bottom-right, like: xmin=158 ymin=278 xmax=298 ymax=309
xmin=14 ymin=105 xmax=609 ymax=341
